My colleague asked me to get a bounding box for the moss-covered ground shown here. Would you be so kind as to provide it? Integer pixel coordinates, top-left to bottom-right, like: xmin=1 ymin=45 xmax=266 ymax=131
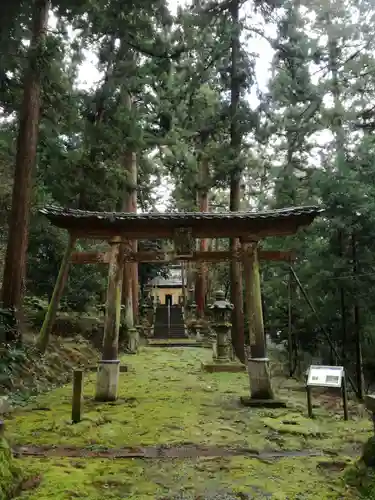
xmin=4 ymin=347 xmax=373 ymax=499
xmin=0 ymin=437 xmax=22 ymax=500
xmin=0 ymin=337 xmax=98 ymax=398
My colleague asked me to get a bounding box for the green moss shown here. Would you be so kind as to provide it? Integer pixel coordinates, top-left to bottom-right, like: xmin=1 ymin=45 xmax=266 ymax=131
xmin=262 ymin=412 xmax=326 ymax=437
xmin=5 ymin=346 xmax=373 ymax=499
xmin=361 ymin=436 xmax=375 ymax=467
xmin=0 ymin=437 xmax=22 ymax=500
xmin=345 ymin=461 xmax=375 ymax=499
xmin=344 ymin=437 xmax=375 ymax=499
xmin=14 ymin=455 xmax=356 ymax=500
xmin=1 ymin=337 xmax=99 ymax=397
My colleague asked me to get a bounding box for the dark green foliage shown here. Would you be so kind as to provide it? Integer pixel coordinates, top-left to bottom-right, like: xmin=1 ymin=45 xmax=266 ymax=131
xmin=1 ymin=0 xmax=375 ymax=400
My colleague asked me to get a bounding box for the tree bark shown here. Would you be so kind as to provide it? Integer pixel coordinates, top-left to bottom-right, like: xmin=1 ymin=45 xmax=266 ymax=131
xmin=187 ymin=262 xmax=194 ymax=302
xmin=129 ymin=154 xmax=138 ymax=324
xmin=229 ymin=0 xmax=245 ymax=364
xmin=195 ymin=157 xmax=209 ymax=317
xmin=328 ymin=33 xmax=346 ymax=168
xmin=1 ymin=0 xmax=51 ymax=342
xmin=118 ymin=88 xmax=138 ymax=326
xmin=352 ymin=231 xmax=364 ymax=399
xmin=121 ymin=147 xmax=137 ymax=328
xmin=338 ymin=230 xmax=348 ymax=362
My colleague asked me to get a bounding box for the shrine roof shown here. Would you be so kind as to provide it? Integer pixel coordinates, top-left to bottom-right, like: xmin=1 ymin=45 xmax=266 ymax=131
xmin=39 ymin=205 xmax=324 ymax=240
xmin=149 ymin=276 xmax=184 ymax=288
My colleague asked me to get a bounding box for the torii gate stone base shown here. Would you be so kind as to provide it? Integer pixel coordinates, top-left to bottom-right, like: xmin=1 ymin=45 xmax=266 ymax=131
xmin=39 ymin=205 xmax=322 ymax=405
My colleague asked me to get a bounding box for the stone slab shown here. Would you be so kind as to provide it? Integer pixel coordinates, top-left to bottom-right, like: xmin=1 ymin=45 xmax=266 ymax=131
xmin=95 ymin=360 xmax=120 ymax=402
xmin=240 ymin=396 xmax=287 ymax=408
xmin=148 ymin=339 xmax=203 ymax=348
xmin=88 ymin=365 xmax=128 ymax=373
xmin=202 ymin=362 xmax=246 ymax=373
xmin=0 ymin=396 xmax=12 ymax=414
xmin=148 ymin=338 xmax=194 ymax=344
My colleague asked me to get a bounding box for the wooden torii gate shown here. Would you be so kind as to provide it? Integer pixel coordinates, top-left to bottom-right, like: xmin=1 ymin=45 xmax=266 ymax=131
xmin=70 ymin=249 xmax=295 ymax=265
xmin=69 ymin=249 xmax=295 ymax=327
xmin=38 ymin=205 xmax=323 ymax=404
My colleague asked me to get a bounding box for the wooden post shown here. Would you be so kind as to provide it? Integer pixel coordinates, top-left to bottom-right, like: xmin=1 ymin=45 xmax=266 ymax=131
xmin=71 ymin=369 xmax=83 ymax=423
xmin=181 ymin=261 xmax=187 ymax=307
xmin=0 ymin=420 xmax=4 ymax=437
xmin=306 ymin=385 xmax=313 ymax=418
xmin=342 ymin=375 xmax=349 ymax=421
xmin=95 ymin=237 xmax=124 ymax=402
xmin=242 ymin=241 xmax=274 ymax=401
xmin=102 ymin=239 xmax=124 ymax=359
xmin=37 ymin=234 xmax=76 ymax=353
xmin=287 ymin=268 xmax=294 ymax=377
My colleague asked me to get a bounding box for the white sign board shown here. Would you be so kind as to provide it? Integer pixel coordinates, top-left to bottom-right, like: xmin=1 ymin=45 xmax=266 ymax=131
xmin=307 ymin=365 xmax=344 ymax=388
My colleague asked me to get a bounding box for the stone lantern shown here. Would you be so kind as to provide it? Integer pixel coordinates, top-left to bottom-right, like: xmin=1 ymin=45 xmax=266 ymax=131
xmin=209 ymin=290 xmax=233 ymax=363
xmin=202 ymin=302 xmax=214 ymax=347
xmin=188 ymin=301 xmax=197 ymax=321
xmin=187 ymin=301 xmax=198 ymax=338
xmin=143 ymin=291 xmax=155 ymax=330
xmin=127 ymin=327 xmax=139 ymax=354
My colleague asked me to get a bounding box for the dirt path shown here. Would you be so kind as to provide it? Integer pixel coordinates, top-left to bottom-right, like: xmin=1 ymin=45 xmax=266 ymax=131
xmin=5 ymin=346 xmax=370 ymax=499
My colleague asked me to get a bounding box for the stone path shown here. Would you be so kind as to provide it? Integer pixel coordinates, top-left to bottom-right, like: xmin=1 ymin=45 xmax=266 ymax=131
xmin=12 ymin=443 xmax=328 ymax=460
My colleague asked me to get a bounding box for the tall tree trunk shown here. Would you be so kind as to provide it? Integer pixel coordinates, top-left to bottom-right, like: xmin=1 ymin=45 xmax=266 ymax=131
xmin=187 ymin=262 xmax=194 ymax=303
xmin=351 ymin=232 xmax=364 ymax=399
xmin=1 ymin=0 xmax=51 ymax=342
xmin=121 ymin=150 xmax=136 ymax=328
xmin=126 ymin=151 xmax=138 ymax=325
xmin=131 ymin=174 xmax=138 ymax=324
xmin=229 ymin=0 xmax=245 ymax=364
xmin=328 ymin=20 xmax=352 ymax=379
xmin=338 ymin=230 xmax=348 ymax=362
xmin=275 ymin=131 xmax=297 ymax=208
xmin=195 ymin=157 xmax=209 ymax=317
xmin=181 ymin=261 xmax=187 ymax=306
xmin=205 ymin=238 xmax=214 ymax=300
xmin=328 ymin=34 xmax=345 ymax=169
xmin=119 ymin=89 xmax=138 ymax=326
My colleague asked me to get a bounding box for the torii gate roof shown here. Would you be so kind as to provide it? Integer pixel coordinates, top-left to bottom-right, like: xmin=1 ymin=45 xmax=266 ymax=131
xmin=40 ymin=205 xmax=324 ymax=240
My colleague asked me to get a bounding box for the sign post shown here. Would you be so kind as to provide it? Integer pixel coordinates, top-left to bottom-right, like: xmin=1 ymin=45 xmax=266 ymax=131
xmin=306 ymin=365 xmax=348 ymax=421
